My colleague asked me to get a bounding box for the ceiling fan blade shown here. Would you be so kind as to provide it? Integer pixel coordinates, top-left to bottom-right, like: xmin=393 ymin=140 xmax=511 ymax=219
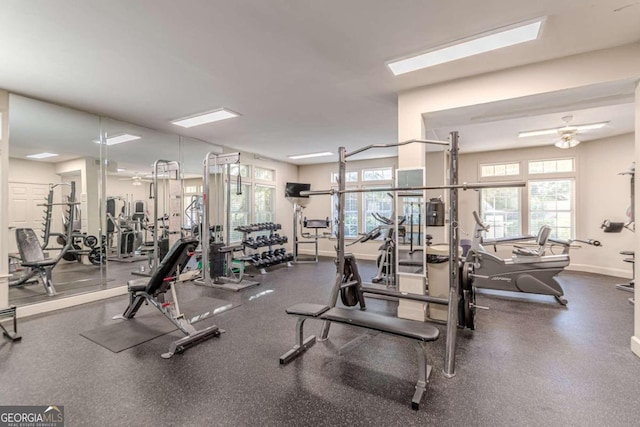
xmin=519 ymin=121 xmax=608 ymax=138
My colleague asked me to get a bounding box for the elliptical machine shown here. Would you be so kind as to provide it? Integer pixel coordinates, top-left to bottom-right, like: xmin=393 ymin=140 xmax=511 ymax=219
xmin=463 ymin=211 xmax=600 ymax=305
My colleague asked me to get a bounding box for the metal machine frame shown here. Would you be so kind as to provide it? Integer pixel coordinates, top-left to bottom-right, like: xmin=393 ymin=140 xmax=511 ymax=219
xmin=198 ymin=152 xmax=259 ymax=292
xmin=300 ymin=132 xmax=525 ymax=377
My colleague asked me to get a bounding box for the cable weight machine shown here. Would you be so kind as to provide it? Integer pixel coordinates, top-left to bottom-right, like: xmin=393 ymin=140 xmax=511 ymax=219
xmin=197 ymin=152 xmax=259 ymax=291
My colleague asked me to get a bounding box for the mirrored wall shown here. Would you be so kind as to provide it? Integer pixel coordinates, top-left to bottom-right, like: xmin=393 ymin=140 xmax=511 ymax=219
xmin=7 ymin=94 xmax=106 ymax=305
xmin=6 ymin=95 xmax=223 ymax=306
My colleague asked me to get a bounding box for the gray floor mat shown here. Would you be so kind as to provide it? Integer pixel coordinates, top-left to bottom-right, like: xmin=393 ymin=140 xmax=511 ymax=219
xmin=80 ymin=296 xmax=238 ymax=352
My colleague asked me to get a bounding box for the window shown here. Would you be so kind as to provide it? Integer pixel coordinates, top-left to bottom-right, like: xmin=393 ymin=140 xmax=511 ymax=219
xmin=480 ymin=188 xmax=520 ymax=238
xmin=363 ymin=188 xmax=393 ymax=232
xmin=229 ymin=183 xmax=252 ymax=243
xmin=331 ymin=171 xmax=358 ymax=183
xmin=254 ymin=185 xmax=275 ymax=223
xmin=529 ymin=179 xmax=574 ymax=239
xmin=330 ymin=165 xmax=395 ymax=239
xmin=480 ymin=162 xmax=520 ymax=178
xmin=479 ymin=158 xmax=575 ymax=239
xmin=332 ymin=188 xmax=358 ymax=238
xmin=529 ymin=159 xmax=574 ymax=174
xmin=230 ymin=164 xmax=251 ymax=177
xmin=363 ymin=167 xmax=393 ymax=181
xmin=254 ymin=167 xmax=275 ymax=182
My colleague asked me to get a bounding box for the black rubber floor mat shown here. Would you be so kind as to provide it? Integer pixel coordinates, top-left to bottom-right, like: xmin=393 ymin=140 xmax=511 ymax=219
xmin=80 ymin=297 xmax=239 ymax=353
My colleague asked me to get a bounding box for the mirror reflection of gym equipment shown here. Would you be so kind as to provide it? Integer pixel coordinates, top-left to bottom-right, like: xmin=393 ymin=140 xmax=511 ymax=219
xmin=9 ymin=181 xmax=104 ymax=300
xmin=106 ymin=195 xmax=149 ymax=263
xmin=130 ymin=160 xmax=184 ymax=278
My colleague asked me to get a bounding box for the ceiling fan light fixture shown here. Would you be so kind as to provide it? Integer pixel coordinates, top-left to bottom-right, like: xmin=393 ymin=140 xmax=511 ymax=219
xmin=554 ymin=133 xmax=581 ymax=149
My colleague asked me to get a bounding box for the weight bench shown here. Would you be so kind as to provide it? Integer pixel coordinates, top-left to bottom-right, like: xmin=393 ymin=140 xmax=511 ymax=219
xmin=115 ymin=237 xmax=221 ymax=358
xmin=280 ymin=303 xmax=440 ymax=410
xmin=13 ymin=228 xmax=58 ymax=296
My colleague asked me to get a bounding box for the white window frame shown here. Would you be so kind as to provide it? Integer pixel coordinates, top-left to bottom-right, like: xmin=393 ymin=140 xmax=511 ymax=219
xmin=330 ymin=165 xmax=395 ymax=239
xmin=478 ymin=157 xmax=576 ymax=239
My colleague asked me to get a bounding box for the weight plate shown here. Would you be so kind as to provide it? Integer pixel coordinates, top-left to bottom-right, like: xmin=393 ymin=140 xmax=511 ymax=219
xmin=84 ymin=235 xmax=98 ymax=248
xmin=62 ymin=252 xmax=77 ymax=261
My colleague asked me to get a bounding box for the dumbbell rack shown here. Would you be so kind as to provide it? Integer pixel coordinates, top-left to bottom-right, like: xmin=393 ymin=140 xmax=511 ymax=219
xmin=235 ymin=223 xmax=293 ymax=274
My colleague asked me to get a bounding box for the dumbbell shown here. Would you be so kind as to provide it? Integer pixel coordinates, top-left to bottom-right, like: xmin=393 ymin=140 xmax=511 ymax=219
xmin=251 ymin=254 xmax=263 ymax=267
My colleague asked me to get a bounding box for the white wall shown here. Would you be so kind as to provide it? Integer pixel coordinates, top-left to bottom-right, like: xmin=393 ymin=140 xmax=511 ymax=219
xmin=399 ymin=42 xmax=640 ymax=141
xmin=9 ymin=158 xmax=61 ymax=184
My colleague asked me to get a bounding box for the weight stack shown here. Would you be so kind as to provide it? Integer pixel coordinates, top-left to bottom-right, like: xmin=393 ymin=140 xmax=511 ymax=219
xmin=209 ymin=242 xmax=225 ymax=279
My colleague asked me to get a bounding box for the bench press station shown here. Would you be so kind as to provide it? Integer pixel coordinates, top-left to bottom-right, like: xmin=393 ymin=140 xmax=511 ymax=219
xmin=114 ymin=237 xmax=222 ymax=358
xmin=280 ymin=132 xmax=526 ymax=410
xmin=280 ymin=255 xmax=441 ymax=410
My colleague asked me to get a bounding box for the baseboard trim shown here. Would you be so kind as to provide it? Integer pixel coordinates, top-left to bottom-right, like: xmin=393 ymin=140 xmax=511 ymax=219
xmin=564 ymin=264 xmax=631 ymax=278
xmin=16 ymin=286 xmax=128 ymax=318
xmin=631 ymin=336 xmax=640 ymax=359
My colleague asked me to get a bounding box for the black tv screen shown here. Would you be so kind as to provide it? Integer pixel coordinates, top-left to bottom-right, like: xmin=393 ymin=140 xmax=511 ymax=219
xmin=285 ymin=182 xmax=311 ymax=198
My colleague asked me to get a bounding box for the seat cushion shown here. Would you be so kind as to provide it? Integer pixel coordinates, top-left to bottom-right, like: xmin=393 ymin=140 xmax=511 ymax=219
xmin=21 ymin=259 xmax=57 ymax=267
xmin=320 ymin=307 xmax=440 ymax=342
xmin=286 ymin=303 xmax=330 ymax=317
xmin=127 ymin=278 xmax=150 ymax=292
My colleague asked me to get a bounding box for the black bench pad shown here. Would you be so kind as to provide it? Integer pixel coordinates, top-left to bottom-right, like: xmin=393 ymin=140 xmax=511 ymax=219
xmin=127 ymin=278 xmax=149 ymax=292
xmin=21 ymin=259 xmax=57 ymax=267
xmin=320 ymin=308 xmax=440 ymax=342
xmin=286 ymin=303 xmax=330 ymax=317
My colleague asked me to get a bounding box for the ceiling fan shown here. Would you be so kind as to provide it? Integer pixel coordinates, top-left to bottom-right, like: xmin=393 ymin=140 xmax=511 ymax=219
xmin=518 ymin=115 xmax=609 ymax=149
xmin=119 ymin=174 xmax=151 ymax=186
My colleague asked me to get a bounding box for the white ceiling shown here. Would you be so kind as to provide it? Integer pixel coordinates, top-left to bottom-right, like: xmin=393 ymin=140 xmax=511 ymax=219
xmin=1 ymin=0 xmax=639 ymax=165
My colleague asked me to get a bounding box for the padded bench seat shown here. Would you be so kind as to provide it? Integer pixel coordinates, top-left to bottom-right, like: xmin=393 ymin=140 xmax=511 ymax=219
xmin=280 ymin=303 xmax=441 ymax=410
xmin=285 ymin=303 xmax=329 ymax=317
xmin=127 ymin=278 xmax=150 ymax=292
xmin=320 ymin=307 xmax=439 ymax=342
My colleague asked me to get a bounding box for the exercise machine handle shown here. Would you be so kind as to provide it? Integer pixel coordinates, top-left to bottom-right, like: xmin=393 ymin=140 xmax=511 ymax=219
xmin=472 ymin=211 xmax=490 ymax=231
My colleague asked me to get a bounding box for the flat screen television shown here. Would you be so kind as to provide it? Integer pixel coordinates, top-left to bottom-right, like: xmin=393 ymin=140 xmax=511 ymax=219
xmin=285 ymin=182 xmax=311 ymax=198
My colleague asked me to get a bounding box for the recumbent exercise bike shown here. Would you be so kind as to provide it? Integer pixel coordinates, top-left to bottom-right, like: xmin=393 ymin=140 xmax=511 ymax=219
xmin=462 ymin=211 xmax=600 ymax=306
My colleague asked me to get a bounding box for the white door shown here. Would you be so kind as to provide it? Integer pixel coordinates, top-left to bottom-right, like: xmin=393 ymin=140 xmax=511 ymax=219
xmin=8 ymin=183 xmax=51 ymax=253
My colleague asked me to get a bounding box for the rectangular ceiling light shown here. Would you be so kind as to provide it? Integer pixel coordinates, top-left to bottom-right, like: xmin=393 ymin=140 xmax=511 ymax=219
xmin=519 ymin=121 xmax=609 ymax=138
xmin=171 ymin=108 xmax=239 ymax=128
xmin=288 ymin=151 xmax=333 ymax=160
xmin=27 ymin=152 xmax=59 ymax=159
xmin=94 ymin=134 xmax=141 ymax=146
xmin=387 ymin=18 xmax=544 ymax=75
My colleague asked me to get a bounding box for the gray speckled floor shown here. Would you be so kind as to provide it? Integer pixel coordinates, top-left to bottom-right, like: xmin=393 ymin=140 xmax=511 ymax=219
xmin=1 ymin=259 xmax=638 ymax=426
